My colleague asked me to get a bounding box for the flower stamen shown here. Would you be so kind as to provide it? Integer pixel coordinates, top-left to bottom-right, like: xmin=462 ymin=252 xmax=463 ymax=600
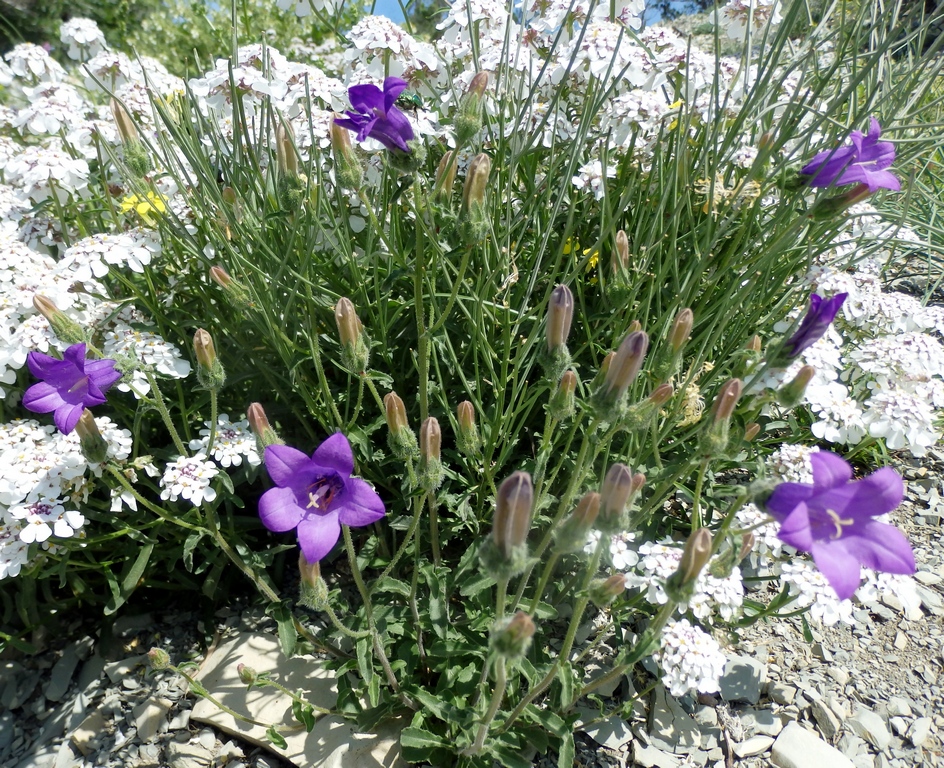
xmin=825 ymin=508 xmax=854 ymax=539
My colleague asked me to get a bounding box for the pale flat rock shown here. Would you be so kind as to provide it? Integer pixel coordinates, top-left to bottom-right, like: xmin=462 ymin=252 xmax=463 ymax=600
xmin=733 ymin=734 xmax=774 ymax=757
xmin=909 ymin=716 xmax=932 ymax=747
xmin=719 ymin=655 xmax=766 ymax=704
xmin=632 ymin=740 xmax=681 ymax=768
xmin=133 ymin=697 xmax=172 ymax=742
xmin=70 ymin=711 xmax=106 ymax=756
xmin=581 ymin=713 xmax=633 ymax=750
xmin=849 ymin=707 xmax=891 ymax=751
xmin=770 ymin=722 xmax=854 ymax=768
xmin=647 ymin=685 xmax=700 ymax=754
xmin=190 ymin=632 xmax=405 ymax=768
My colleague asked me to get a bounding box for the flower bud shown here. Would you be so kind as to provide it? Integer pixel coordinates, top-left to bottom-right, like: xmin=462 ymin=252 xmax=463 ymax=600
xmin=665 ymin=528 xmax=713 ymax=603
xmin=669 ymin=308 xmax=693 ymax=352
xmin=776 ymin=364 xmax=815 ymax=408
xmin=335 ymin=298 xmax=369 ymax=373
xmin=208 ymin=266 xmax=252 ymax=309
xmin=597 ymin=463 xmax=637 ymax=533
xmin=222 ymin=186 xmax=238 ymax=206
xmin=147 ymin=647 xmax=171 ymax=670
xmin=703 ymin=378 xmax=742 ymax=457
xmin=739 ymin=532 xmax=756 ymax=562
xmin=32 ymin=294 xmax=85 ymax=345
xmin=330 ymin=120 xmax=363 ymax=189
xmin=603 ymin=331 xmax=649 ymax=400
xmin=456 ymin=71 xmax=488 ymax=146
xmin=810 ymin=183 xmax=873 ymax=220
xmin=743 ymin=422 xmax=761 ymax=442
xmin=298 ymin=552 xmax=329 ymax=611
xmin=747 ymin=335 xmax=762 ymax=354
xmin=111 ymin=99 xmax=150 ymax=176
xmin=589 ymin=574 xmax=627 ymax=608
xmin=384 ymin=392 xmax=418 ymax=460
xmin=649 ymin=383 xmax=674 ymax=406
xmin=247 ymin=402 xmax=283 ymax=453
xmin=460 ymin=153 xmax=491 ymax=243
xmin=490 ymin=611 xmax=535 ymax=660
xmin=546 ymin=285 xmax=574 ymax=353
xmin=111 ymin=98 xmax=139 ymax=144
xmin=237 ymin=663 xmax=258 ymax=685
xmin=194 ymin=329 xmax=226 ymax=391
xmin=435 ymin=150 xmax=458 ymax=202
xmin=548 ymin=370 xmax=577 ymax=421
xmin=555 ymin=491 xmax=600 ymax=553
xmin=276 ymin=120 xmax=299 ymax=177
xmin=419 ymin=417 xmax=444 ymax=491
xmin=456 ymin=400 xmax=481 ymax=455
xmin=480 ymin=471 xmax=533 ymax=579
xmin=75 ymin=410 xmax=109 ymax=464
xmin=612 ymin=229 xmax=630 ymax=274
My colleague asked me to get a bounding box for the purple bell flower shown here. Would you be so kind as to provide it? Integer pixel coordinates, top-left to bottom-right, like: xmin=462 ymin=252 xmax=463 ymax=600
xmin=334 ymin=77 xmax=415 ymax=154
xmin=765 ymin=451 xmax=915 ymax=600
xmin=259 ymin=433 xmax=386 ymax=563
xmin=782 ymin=292 xmax=848 ymax=359
xmin=800 ymin=117 xmax=900 ymax=192
xmin=22 ymin=343 xmax=122 ymax=434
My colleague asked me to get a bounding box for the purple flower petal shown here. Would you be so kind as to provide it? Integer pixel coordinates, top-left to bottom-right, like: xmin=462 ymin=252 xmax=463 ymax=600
xmin=840 ymin=521 xmax=916 ymax=574
xmin=22 ymin=381 xmax=65 ymax=413
xmin=259 ymin=486 xmax=305 ymax=532
xmin=297 ymin=513 xmax=342 ymax=563
xmin=348 ymin=83 xmax=384 ymax=114
xmin=26 ymin=349 xmax=66 ymax=379
xmin=334 ymin=78 xmax=415 ymax=156
xmin=265 ymin=444 xmax=316 ymax=487
xmin=810 ymin=541 xmax=862 ymax=601
xmin=810 ymin=450 xmax=853 ymax=488
xmin=382 ymin=76 xmax=409 ymax=111
xmin=85 ymin=358 xmax=123 ymax=389
xmin=312 ymin=432 xmax=354 ymax=476
xmin=337 ymin=477 xmax=386 ymax=526
xmin=773 ymin=502 xmax=815 ymax=551
xmin=54 ymin=402 xmax=85 ymax=434
xmin=800 ymin=117 xmax=899 ymax=192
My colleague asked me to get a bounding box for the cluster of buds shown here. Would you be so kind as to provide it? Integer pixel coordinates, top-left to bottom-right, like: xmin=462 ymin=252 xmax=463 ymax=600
xmin=543 ymin=285 xmax=574 ymax=381
xmin=194 ymin=329 xmax=226 ymax=392
xmin=209 ymin=266 xmax=253 ymax=310
xmin=664 ymin=527 xmax=713 ymax=604
xmin=384 ymin=392 xmax=419 ymax=460
xmin=479 ymin=471 xmax=533 ymax=580
xmin=111 ymin=98 xmax=151 ymax=177
xmin=330 ymin=121 xmax=363 ymax=190
xmin=33 ymin=295 xmax=86 ymax=346
xmin=335 ymin=298 xmax=369 ymax=374
xmin=247 ymin=402 xmax=283 ymax=456
xmin=460 ymin=154 xmax=491 ymax=244
xmin=276 ymin=121 xmax=307 ymax=211
xmin=455 ymin=72 xmax=488 ymax=147
xmin=419 ymin=417 xmax=444 ymax=491
xmin=456 ymin=400 xmax=481 ymax=455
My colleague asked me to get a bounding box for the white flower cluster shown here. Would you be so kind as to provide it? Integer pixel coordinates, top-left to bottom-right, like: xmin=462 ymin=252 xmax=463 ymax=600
xmin=719 ymin=0 xmax=784 ymax=40
xmin=779 ymin=561 xmax=855 ymax=626
xmin=653 ymin=619 xmax=727 ymax=697
xmin=59 ymin=18 xmax=108 ymax=61
xmin=160 ymin=455 xmax=219 ymax=506
xmin=188 ymin=414 xmax=261 ymax=468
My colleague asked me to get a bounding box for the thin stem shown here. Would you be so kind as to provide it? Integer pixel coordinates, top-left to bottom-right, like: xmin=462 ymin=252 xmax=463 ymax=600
xmin=691 ymin=458 xmax=710 ymax=530
xmin=428 ymin=492 xmax=441 ymax=567
xmin=307 ymin=326 xmax=344 ymax=429
xmin=495 ymin=576 xmax=509 ymax=620
xmin=144 ymin=372 xmax=187 ymax=455
xmin=466 ymin=657 xmax=506 ymax=756
xmin=372 ymin=490 xmax=426 ymax=591
xmin=527 ymin=550 xmax=560 ymax=615
xmin=174 ymin=666 xmax=279 ymax=728
xmin=106 ymin=465 xmax=201 ymax=531
xmin=426 ymin=245 xmax=473 ymax=337
xmin=321 ymin=600 xmax=371 ymax=639
xmin=206 ymin=389 xmax=219 ymax=456
xmin=255 ymin=677 xmax=332 ymax=715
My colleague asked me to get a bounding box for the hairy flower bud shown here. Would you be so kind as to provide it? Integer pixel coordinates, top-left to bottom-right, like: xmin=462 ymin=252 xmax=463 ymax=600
xmin=384 ymin=392 xmax=418 ymax=460
xmin=548 ymin=370 xmax=577 ymax=421
xmin=460 ymin=153 xmax=491 ymax=243
xmin=546 ymin=285 xmax=574 ymax=354
xmin=276 ymin=120 xmax=299 ymax=177
xmin=669 ymin=308 xmax=694 ymax=352
xmin=111 ymin=99 xmax=150 ymax=176
xmin=810 ymin=183 xmax=873 ymax=220
xmin=237 ymin=663 xmax=258 ymax=686
xmin=75 ymin=410 xmax=108 ymax=464
xmin=147 ymin=647 xmax=171 ymax=670
xmin=456 ymin=71 xmax=488 ymax=146
xmin=298 ymin=552 xmax=329 ymax=611
xmin=777 ymin=365 xmax=815 ymax=408
xmin=247 ymin=402 xmax=282 ymax=453
xmin=33 ymin=294 xmax=85 ymax=345
xmin=589 ymin=573 xmax=628 ymax=607
xmin=597 ymin=463 xmax=637 ymax=533
xmin=555 ymin=491 xmax=600 ymax=553
xmin=330 ymin=120 xmax=362 ymax=189
xmin=703 ymin=378 xmax=742 ymax=457
xmin=743 ymin=422 xmax=761 ymax=442
xmin=613 ymin=229 xmax=630 ymax=274
xmin=208 ymin=266 xmax=252 ymax=309
xmin=481 ymin=471 xmax=533 ymax=578
xmin=595 ymin=331 xmax=649 ymax=414
xmin=194 ymin=329 xmax=225 ymax=391
xmin=456 ymin=400 xmax=481 ymax=455
xmin=419 ymin=416 xmax=444 ymax=491
xmin=738 ymin=533 xmax=756 ymax=562
xmin=665 ymin=527 xmax=713 ymax=603
xmin=435 ymin=150 xmax=458 ymax=203
xmin=335 ymin=298 xmax=369 ymax=373
xmin=491 ymin=611 xmax=535 ymax=660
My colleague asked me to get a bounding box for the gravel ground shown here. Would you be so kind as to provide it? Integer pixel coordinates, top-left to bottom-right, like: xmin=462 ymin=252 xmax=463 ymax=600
xmin=2 ymin=455 xmax=942 ymax=768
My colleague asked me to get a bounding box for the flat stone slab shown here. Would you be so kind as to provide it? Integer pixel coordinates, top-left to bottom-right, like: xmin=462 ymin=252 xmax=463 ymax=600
xmin=190 ymin=632 xmax=405 ymax=768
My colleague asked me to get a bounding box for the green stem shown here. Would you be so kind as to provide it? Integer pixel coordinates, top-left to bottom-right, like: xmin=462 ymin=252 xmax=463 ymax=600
xmin=144 ymin=372 xmax=187 ymax=455
xmin=527 ymin=551 xmax=560 ymax=615
xmin=426 ymin=245 xmax=473 ymax=337
xmin=255 ymin=677 xmax=332 ymax=715
xmin=428 ymin=492 xmax=441 ymax=567
xmin=206 ymin=389 xmax=219 ymax=456
xmin=372 ymin=490 xmax=426 ymax=591
xmin=691 ymin=458 xmax=710 ymax=530
xmin=106 ymin=465 xmax=200 ymax=531
xmin=308 ymin=326 xmax=344 ymax=429
xmin=320 ymin=600 xmax=370 ymax=640
xmin=466 ymin=657 xmax=506 ymax=756
xmin=175 ymin=666 xmax=278 ymax=728
xmin=495 ymin=576 xmax=509 ymax=620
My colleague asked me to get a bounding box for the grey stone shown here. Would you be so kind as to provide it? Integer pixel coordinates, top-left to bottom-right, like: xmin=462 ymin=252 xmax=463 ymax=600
xmin=827 ymin=667 xmax=851 ymax=686
xmin=165 ymin=740 xmax=214 ymax=768
xmin=693 ymin=706 xmax=717 ymax=728
xmin=908 ymin=717 xmax=932 ymax=747
xmin=739 ymin=708 xmax=783 ymax=737
xmin=771 ymin=722 xmax=855 ymax=768
xmin=887 ymin=697 xmax=913 ymax=717
xmin=813 ymin=699 xmax=843 ymax=740
xmin=168 ymin=709 xmax=192 ymax=731
xmin=733 ymin=735 xmax=774 ymax=757
xmin=719 ymin=655 xmax=766 ymax=704
xmin=889 ymin=717 xmax=909 ymax=736
xmin=44 ymin=639 xmax=92 ymax=703
xmin=132 ymin=698 xmax=172 ymax=743
xmin=103 ymin=655 xmax=148 ymax=685
xmin=633 ymin=741 xmax=681 ymax=768
xmin=648 ymin=685 xmax=701 ymax=754
xmin=582 ymin=714 xmax=633 ymax=750
xmin=850 ymin=707 xmax=892 ymax=751
xmin=767 ymin=682 xmax=797 ymax=705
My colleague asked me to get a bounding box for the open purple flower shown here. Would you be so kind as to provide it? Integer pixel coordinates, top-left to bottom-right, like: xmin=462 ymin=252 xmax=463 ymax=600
xmin=782 ymin=292 xmax=847 ymax=359
xmin=259 ymin=433 xmax=385 ymax=563
xmin=23 ymin=343 xmax=122 ymax=434
xmin=333 ymin=77 xmax=415 ymax=154
xmin=765 ymin=451 xmax=915 ymax=600
xmin=800 ymin=118 xmax=900 ymax=192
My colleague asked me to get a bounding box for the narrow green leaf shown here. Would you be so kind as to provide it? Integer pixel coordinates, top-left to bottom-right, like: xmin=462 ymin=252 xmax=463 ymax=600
xmin=270 ymin=603 xmax=297 ymax=659
xmin=266 ymin=726 xmax=288 ymax=750
xmin=558 ymin=660 xmax=575 ymax=709
xmin=558 ymin=731 xmax=575 ymax=768
xmin=372 ymin=576 xmax=411 ymax=597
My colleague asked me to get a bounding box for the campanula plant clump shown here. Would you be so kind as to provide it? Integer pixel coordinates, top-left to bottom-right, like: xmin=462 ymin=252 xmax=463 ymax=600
xmin=0 ymin=0 xmax=942 ymax=762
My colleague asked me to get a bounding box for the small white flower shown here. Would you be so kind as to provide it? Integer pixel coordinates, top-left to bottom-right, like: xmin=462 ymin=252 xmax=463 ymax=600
xmin=572 ymin=159 xmax=616 ymax=200
xmin=780 ymin=560 xmax=855 ymax=626
xmin=56 ymin=230 xmax=160 ymax=284
xmin=188 ymin=414 xmax=261 ymax=468
xmin=59 ymin=18 xmax=108 ymax=61
xmin=720 ymin=0 xmax=783 ymax=40
xmin=862 ymin=388 xmax=939 ymax=457
xmin=160 ymin=455 xmax=219 ymax=506
xmin=654 ymin=619 xmax=726 ymax=696
xmin=3 ymin=43 xmax=65 ymax=83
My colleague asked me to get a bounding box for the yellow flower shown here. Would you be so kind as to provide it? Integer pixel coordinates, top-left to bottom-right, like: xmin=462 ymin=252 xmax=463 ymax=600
xmin=120 ymin=191 xmax=166 ymax=225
